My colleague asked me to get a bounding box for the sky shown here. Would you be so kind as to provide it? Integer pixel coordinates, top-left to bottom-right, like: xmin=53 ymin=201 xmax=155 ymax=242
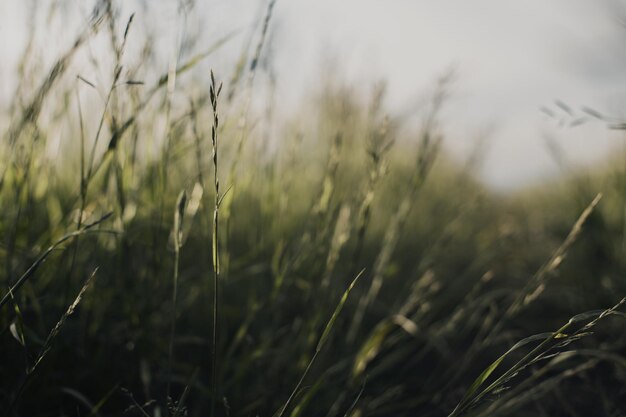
xmin=2 ymin=0 xmax=626 ymax=189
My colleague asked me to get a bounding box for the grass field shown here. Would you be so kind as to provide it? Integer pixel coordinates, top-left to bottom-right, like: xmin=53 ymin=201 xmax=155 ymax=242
xmin=1 ymin=2 xmax=626 ymax=416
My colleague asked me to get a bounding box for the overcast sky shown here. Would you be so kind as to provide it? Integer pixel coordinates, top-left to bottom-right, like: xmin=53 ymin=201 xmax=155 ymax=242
xmin=2 ymin=0 xmax=626 ymax=189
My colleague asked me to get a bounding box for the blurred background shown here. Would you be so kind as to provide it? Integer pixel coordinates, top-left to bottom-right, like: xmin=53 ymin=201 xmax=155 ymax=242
xmin=3 ymin=0 xmax=626 ymax=188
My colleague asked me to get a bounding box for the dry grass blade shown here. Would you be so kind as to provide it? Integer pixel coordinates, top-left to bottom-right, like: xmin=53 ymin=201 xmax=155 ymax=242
xmin=31 ymin=268 xmax=98 ymax=373
xmin=492 ymin=193 xmax=603 ymax=336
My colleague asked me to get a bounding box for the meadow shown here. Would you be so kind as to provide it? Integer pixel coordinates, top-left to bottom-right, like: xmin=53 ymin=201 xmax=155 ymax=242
xmin=1 ymin=2 xmax=626 ymax=416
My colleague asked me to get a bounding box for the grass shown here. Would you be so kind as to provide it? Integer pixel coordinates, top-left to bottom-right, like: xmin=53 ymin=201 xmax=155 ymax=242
xmin=1 ymin=2 xmax=626 ymax=417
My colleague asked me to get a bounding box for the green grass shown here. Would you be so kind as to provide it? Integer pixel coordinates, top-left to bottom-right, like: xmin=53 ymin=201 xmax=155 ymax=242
xmin=1 ymin=3 xmax=626 ymax=417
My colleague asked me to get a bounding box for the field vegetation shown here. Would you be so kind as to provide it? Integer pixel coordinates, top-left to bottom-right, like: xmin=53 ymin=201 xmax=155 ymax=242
xmin=1 ymin=2 xmax=626 ymax=416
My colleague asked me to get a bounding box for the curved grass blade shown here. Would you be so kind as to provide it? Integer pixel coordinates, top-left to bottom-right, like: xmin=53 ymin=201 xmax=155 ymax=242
xmin=276 ymin=269 xmax=365 ymax=417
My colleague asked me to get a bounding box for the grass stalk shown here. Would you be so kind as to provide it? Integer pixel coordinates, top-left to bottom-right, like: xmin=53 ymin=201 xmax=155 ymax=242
xmin=4 ymin=268 xmax=98 ymax=416
xmin=209 ymin=70 xmax=223 ymax=417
